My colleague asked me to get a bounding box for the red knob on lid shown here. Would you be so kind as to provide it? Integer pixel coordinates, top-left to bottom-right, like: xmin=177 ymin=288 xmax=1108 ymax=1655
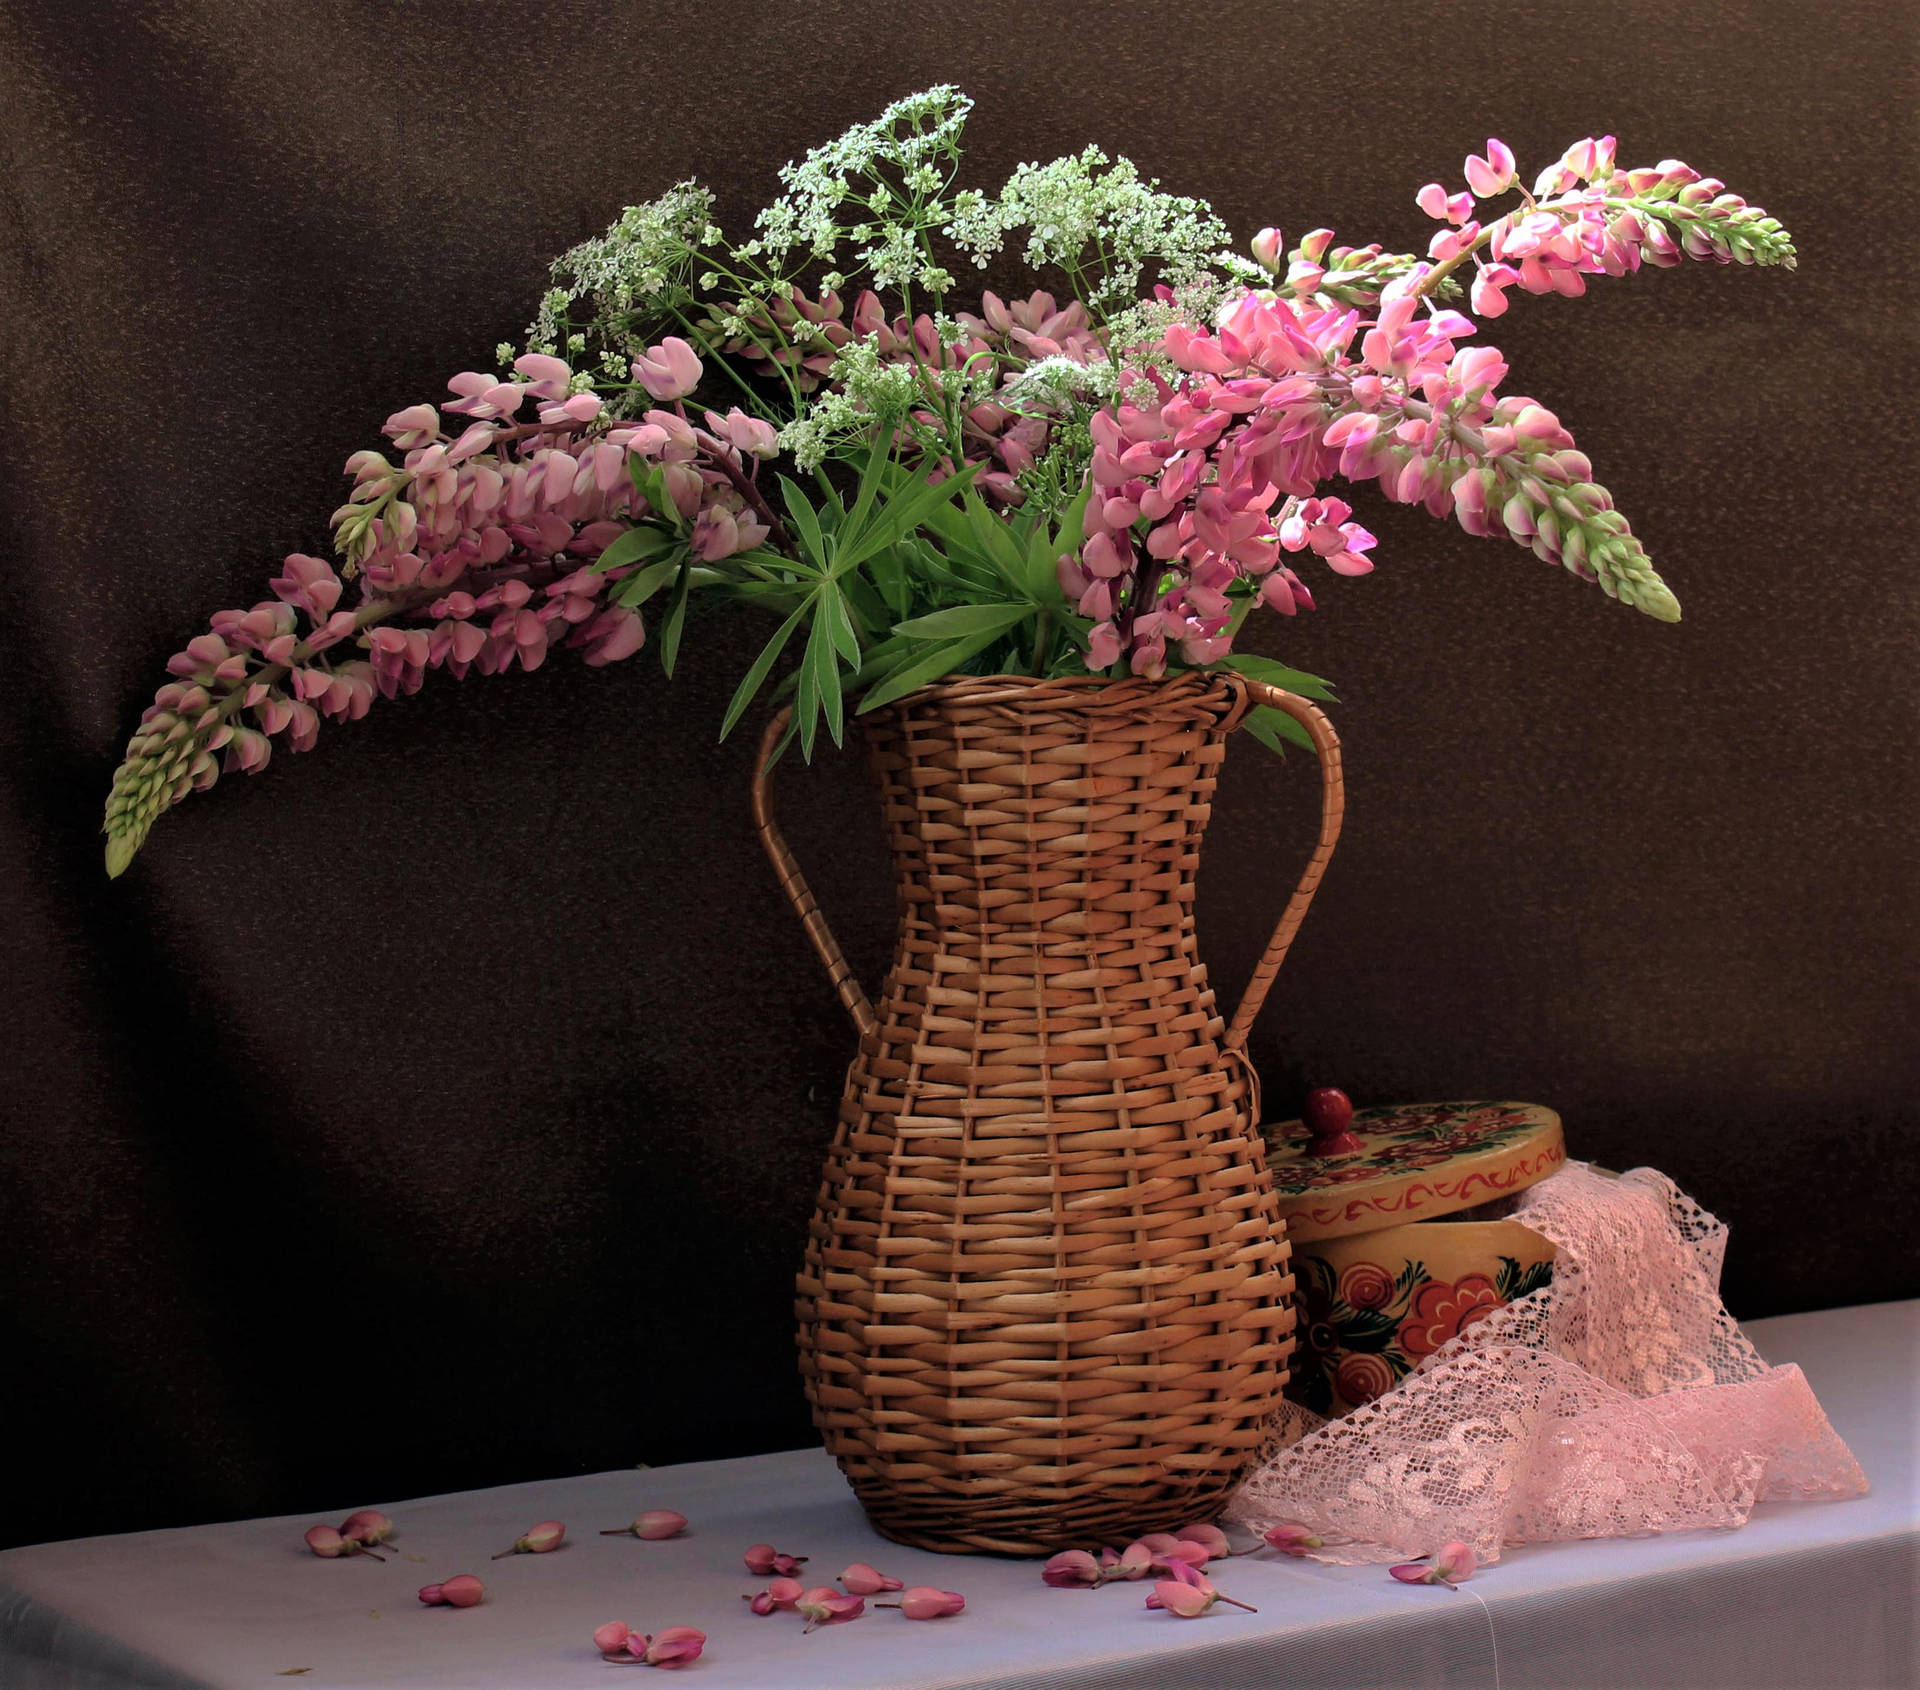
xmin=1304 ymin=1087 xmax=1364 ymax=1157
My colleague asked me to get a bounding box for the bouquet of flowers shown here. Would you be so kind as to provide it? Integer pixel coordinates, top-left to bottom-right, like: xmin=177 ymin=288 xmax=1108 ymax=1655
xmin=103 ymin=87 xmax=1793 ymax=875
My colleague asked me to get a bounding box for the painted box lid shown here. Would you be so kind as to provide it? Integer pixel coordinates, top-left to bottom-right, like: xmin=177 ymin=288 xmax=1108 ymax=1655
xmin=1262 ymin=1098 xmax=1566 ymax=1244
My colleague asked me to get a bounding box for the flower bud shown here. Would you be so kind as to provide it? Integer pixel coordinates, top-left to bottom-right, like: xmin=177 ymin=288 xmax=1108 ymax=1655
xmin=1250 ymin=227 xmax=1284 ymax=271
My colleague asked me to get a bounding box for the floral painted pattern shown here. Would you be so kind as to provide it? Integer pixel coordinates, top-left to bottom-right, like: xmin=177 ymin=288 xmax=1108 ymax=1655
xmin=1268 ymin=1102 xmax=1552 ymax=1199
xmin=1291 ymin=1251 xmax=1554 ymax=1417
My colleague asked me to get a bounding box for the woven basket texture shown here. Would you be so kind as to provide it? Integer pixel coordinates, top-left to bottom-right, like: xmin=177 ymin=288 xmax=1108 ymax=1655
xmin=759 ymin=671 xmax=1340 ymax=1555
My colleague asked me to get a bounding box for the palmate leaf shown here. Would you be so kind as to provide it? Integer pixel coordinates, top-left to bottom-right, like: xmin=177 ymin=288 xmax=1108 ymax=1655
xmin=1222 ymin=651 xmax=1337 ymax=702
xmin=856 ymin=625 xmax=1012 ymax=713
xmin=1239 ymin=705 xmax=1315 ymax=758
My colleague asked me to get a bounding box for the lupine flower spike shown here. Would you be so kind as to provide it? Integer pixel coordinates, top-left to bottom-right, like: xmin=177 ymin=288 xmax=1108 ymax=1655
xmin=492 ymin=1519 xmax=565 ymax=1558
xmin=743 ymin=1543 xmax=808 ymax=1577
xmin=839 ymin=1562 xmax=904 ymax=1595
xmin=418 ymin=1574 xmax=485 ymax=1607
xmin=794 ymin=1586 xmax=865 ymax=1632
xmin=304 ymin=1524 xmax=385 ymax=1562
xmin=602 ymin=1510 xmax=687 ymax=1540
xmin=876 ymin=1586 xmax=966 ymax=1619
xmin=1390 ymin=1541 xmax=1478 ymax=1586
xmin=105 ymin=92 xmax=1795 ymax=875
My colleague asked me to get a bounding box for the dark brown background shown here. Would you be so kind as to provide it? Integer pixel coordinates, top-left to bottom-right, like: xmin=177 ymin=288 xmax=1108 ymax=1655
xmin=2 ymin=0 xmax=1914 ymax=1553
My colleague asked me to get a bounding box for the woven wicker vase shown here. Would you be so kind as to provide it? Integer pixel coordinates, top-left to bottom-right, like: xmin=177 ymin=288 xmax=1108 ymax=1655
xmin=753 ymin=670 xmax=1344 ymax=1554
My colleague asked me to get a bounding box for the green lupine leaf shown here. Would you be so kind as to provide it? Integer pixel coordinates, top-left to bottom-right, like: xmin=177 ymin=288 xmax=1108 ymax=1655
xmin=890 ymin=603 xmax=1031 ymax=641
xmin=592 ymin=523 xmax=677 ymax=575
xmin=1240 ymin=706 xmax=1313 ymax=760
xmin=657 ymin=559 xmax=692 ymax=678
xmin=610 ymin=554 xmax=683 ymax=609
xmin=1222 ymin=652 xmax=1338 ymax=703
xmin=779 ymin=475 xmax=827 ymax=567
xmin=822 ymin=584 xmax=862 ymax=667
xmin=840 ymin=431 xmax=894 ymax=553
xmin=718 ymin=599 xmax=809 ymax=741
xmin=856 ymin=626 xmax=1009 ymax=713
xmin=836 ymin=464 xmax=979 ymax=576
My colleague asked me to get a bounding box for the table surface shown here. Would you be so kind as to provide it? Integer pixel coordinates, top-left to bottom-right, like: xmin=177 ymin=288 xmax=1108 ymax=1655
xmin=2 ymin=1302 xmax=1913 ymax=1690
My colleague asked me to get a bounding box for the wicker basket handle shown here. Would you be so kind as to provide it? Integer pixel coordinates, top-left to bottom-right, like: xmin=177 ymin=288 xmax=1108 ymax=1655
xmin=1220 ymin=679 xmax=1346 ymax=1054
xmin=751 ymin=706 xmax=879 ymax=1042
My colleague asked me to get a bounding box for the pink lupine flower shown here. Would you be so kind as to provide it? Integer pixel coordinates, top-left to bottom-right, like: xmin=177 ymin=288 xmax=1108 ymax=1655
xmin=707 ymin=407 xmax=780 ymax=458
xmin=638 ymin=1626 xmax=707 ymax=1668
xmin=492 ymin=1520 xmax=565 ymax=1559
xmin=839 ymin=1562 xmax=904 ymax=1595
xmin=304 ymin=1524 xmax=377 ymax=1560
xmin=595 ymin=1620 xmax=637 ymax=1656
xmin=1390 ymin=1541 xmax=1478 ymax=1586
xmin=1262 ymin=1523 xmax=1325 ymax=1557
xmin=882 ymin=1586 xmax=965 ymax=1619
xmin=1250 ymin=227 xmax=1284 ymax=271
xmin=795 ymin=1586 xmax=865 ymax=1632
xmin=338 ymin=1510 xmax=393 ymax=1546
xmin=1464 ymin=139 xmax=1517 ymax=199
xmin=1175 ymin=1523 xmax=1231 ymax=1562
xmin=1041 ymin=1549 xmax=1103 ymax=1588
xmin=631 ymin=337 xmax=703 ymax=401
xmin=690 ymin=503 xmax=742 ymax=561
xmin=603 ymin=1509 xmax=687 ymax=1540
xmin=745 ymin=1576 xmax=805 ymax=1614
xmin=1146 ymin=1565 xmax=1257 ymax=1618
xmin=418 ymin=1574 xmax=485 ymax=1607
xmin=744 ymin=1543 xmax=808 ymax=1577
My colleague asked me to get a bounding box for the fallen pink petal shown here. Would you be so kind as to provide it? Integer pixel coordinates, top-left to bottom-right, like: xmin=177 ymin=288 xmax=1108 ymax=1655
xmin=641 ymin=1625 xmax=707 ymax=1668
xmin=493 ymin=1519 xmax=565 ymax=1558
xmin=594 ymin=1619 xmax=635 ymax=1656
xmin=795 ymin=1586 xmax=865 ymax=1632
xmin=743 ymin=1542 xmax=807 ymax=1577
xmin=839 ymin=1561 xmax=903 ymax=1595
xmin=1175 ymin=1523 xmax=1231 ymax=1561
xmin=1262 ymin=1523 xmax=1325 ymax=1557
xmin=889 ymin=1586 xmax=965 ymax=1620
xmin=604 ymin=1510 xmax=687 ymax=1540
xmin=418 ymin=1574 xmax=484 ymax=1607
xmin=1041 ymin=1549 xmax=1102 ymax=1588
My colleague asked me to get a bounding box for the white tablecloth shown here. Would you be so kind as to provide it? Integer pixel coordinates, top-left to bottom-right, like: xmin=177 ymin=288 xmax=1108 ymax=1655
xmin=2 ymin=1302 xmax=1912 ymax=1690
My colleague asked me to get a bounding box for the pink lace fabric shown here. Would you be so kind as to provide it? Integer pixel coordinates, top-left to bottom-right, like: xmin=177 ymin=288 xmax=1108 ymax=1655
xmin=1225 ymin=1162 xmax=1868 ymax=1564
